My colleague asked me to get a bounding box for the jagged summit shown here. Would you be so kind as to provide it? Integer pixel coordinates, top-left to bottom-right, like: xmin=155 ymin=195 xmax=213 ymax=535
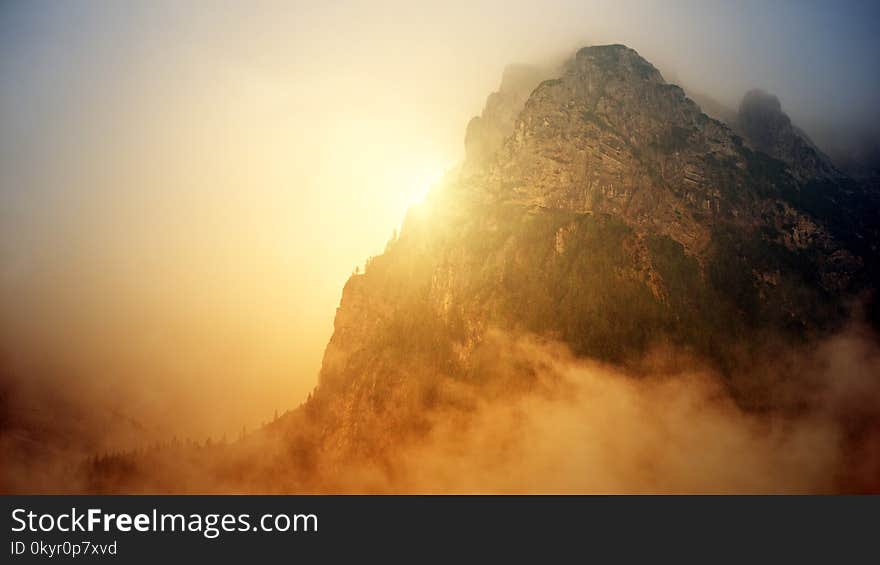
xmin=480 ymin=44 xmax=765 ymax=254
xmin=735 ymin=89 xmax=841 ymax=181
xmin=463 ymin=45 xmax=666 ymax=178
xmin=459 ymin=45 xmax=875 ymax=283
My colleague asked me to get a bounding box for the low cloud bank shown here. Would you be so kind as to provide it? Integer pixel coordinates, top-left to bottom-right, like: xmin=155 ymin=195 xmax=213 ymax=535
xmin=370 ymin=326 xmax=880 ymax=493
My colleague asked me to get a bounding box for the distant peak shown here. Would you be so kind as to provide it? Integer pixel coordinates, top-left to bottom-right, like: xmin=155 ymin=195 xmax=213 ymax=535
xmin=739 ymin=89 xmax=787 ymax=125
xmin=736 ymin=88 xmax=839 ymax=179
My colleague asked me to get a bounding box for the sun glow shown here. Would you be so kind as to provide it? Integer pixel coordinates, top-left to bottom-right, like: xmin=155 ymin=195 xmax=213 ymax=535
xmin=402 ymin=182 xmax=432 ymax=209
xmin=398 ymin=166 xmax=448 ymax=214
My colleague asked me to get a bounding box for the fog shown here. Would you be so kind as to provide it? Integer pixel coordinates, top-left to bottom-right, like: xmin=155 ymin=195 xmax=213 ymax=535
xmin=17 ymin=325 xmax=874 ymax=494
xmin=1 ymin=0 xmax=879 ymax=443
xmin=382 ymin=327 xmax=879 ymax=493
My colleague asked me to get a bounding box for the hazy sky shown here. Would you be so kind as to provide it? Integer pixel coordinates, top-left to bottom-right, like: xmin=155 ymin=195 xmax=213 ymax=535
xmin=1 ymin=0 xmax=878 ymax=440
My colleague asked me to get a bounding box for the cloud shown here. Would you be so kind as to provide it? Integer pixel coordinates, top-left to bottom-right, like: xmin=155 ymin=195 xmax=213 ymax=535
xmin=334 ymin=326 xmax=880 ymax=493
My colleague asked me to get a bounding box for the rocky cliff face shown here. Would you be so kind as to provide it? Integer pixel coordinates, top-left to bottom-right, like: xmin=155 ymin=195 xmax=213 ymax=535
xmin=303 ymin=45 xmax=880 ymax=470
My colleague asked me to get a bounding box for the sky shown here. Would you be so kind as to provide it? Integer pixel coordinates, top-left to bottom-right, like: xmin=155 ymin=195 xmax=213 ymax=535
xmin=1 ymin=0 xmax=878 ymax=441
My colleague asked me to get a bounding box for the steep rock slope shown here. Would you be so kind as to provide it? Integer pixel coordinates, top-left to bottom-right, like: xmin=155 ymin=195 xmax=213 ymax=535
xmin=321 ymin=44 xmax=875 ymax=388
xmin=305 ymin=45 xmax=879 ymax=471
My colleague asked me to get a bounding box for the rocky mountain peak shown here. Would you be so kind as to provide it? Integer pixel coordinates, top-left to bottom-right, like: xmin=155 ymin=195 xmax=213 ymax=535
xmin=461 ymin=45 xmax=872 ymax=282
xmin=311 ymin=41 xmax=875 ymax=424
xmin=478 ymin=45 xmax=741 ymax=254
xmin=735 ymin=89 xmax=840 ymax=181
xmin=313 ymin=45 xmax=877 ymax=401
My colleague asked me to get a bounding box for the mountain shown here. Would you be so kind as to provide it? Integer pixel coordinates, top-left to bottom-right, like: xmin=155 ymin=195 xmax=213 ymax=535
xmin=321 ymin=44 xmax=877 ymax=384
xmin=83 ymin=45 xmax=880 ymax=493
